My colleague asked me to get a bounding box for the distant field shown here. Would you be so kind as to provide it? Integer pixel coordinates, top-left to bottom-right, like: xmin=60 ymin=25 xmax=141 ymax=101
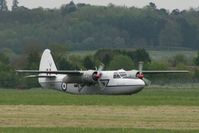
xmin=70 ymin=50 xmax=197 ymax=61
xmin=149 ymin=50 xmax=197 ymax=61
xmin=69 ymin=50 xmax=96 ymax=57
xmin=0 ymin=87 xmax=198 ymax=132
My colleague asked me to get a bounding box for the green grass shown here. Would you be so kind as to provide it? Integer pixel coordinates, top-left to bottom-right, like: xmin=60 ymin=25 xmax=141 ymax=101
xmin=0 ymin=87 xmax=198 ymax=131
xmin=0 ymin=128 xmax=198 ymax=133
xmin=0 ymin=86 xmax=198 ymax=106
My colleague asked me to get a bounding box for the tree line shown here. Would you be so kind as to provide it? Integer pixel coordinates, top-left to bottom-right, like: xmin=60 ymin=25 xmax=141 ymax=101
xmin=0 ymin=1 xmax=199 ymax=53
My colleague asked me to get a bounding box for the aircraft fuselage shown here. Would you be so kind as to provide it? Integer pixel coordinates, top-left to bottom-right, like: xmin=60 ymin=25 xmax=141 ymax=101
xmin=39 ymin=71 xmax=145 ymax=95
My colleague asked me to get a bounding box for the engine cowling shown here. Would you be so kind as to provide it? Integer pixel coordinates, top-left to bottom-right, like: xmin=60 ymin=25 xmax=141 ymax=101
xmin=62 ymin=70 xmax=102 ymax=85
xmin=82 ymin=70 xmax=101 ymax=83
xmin=126 ymin=70 xmax=139 ymax=78
xmin=127 ymin=70 xmax=145 ymax=79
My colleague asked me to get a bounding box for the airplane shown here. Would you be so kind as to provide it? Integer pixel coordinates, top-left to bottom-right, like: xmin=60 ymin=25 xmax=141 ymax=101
xmin=16 ymin=49 xmax=189 ymax=95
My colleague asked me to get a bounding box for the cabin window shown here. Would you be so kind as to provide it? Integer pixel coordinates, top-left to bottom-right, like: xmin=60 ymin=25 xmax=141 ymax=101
xmin=113 ymin=72 xmax=121 ymax=79
xmin=119 ymin=72 xmax=127 ymax=78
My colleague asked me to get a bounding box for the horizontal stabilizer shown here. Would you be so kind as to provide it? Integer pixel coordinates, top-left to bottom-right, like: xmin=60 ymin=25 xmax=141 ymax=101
xmin=16 ymin=70 xmax=83 ymax=75
xmin=143 ymin=70 xmax=189 ymax=74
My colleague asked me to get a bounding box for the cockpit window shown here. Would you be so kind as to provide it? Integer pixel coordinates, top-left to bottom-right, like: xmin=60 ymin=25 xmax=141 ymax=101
xmin=119 ymin=72 xmax=127 ymax=78
xmin=113 ymin=72 xmax=121 ymax=79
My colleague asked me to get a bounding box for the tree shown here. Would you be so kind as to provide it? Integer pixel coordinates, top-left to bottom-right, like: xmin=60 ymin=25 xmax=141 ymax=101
xmin=0 ymin=0 xmax=8 ymax=11
xmin=194 ymin=51 xmax=199 ymax=66
xmin=23 ymin=44 xmax=41 ymax=69
xmin=0 ymin=63 xmax=17 ymax=88
xmin=127 ymin=49 xmax=151 ymax=66
xmin=0 ymin=52 xmax=18 ymax=88
xmin=171 ymin=9 xmax=180 ymax=15
xmin=26 ymin=51 xmax=40 ymax=69
xmin=48 ymin=44 xmax=69 ymax=70
xmin=12 ymin=0 xmax=19 ymax=11
xmin=83 ymin=56 xmax=95 ymax=70
xmin=159 ymin=21 xmax=183 ymax=48
xmin=94 ymin=49 xmax=114 ymax=66
xmin=58 ymin=57 xmax=74 ymax=70
xmin=168 ymin=54 xmax=187 ymax=67
xmin=149 ymin=2 xmax=156 ymax=9
xmin=68 ymin=55 xmax=84 ymax=70
xmin=108 ymin=55 xmax=134 ymax=70
xmin=61 ymin=1 xmax=77 ymax=15
xmin=0 ymin=52 xmax=9 ymax=64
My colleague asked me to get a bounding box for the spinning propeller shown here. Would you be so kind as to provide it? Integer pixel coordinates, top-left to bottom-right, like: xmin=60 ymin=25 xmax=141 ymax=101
xmin=137 ymin=61 xmax=151 ymax=86
xmin=93 ymin=64 xmax=106 ymax=90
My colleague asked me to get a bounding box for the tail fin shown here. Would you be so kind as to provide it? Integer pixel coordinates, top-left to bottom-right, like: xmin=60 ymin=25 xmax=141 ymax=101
xmin=39 ymin=49 xmax=57 ymax=71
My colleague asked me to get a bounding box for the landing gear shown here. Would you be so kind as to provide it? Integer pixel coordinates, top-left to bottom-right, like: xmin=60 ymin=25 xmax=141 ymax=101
xmin=77 ymin=84 xmax=84 ymax=92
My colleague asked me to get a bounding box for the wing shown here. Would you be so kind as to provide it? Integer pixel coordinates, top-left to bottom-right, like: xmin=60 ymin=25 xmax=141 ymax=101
xmin=142 ymin=70 xmax=189 ymax=74
xmin=16 ymin=70 xmax=83 ymax=78
xmin=25 ymin=75 xmax=57 ymax=78
xmin=16 ymin=70 xmax=83 ymax=75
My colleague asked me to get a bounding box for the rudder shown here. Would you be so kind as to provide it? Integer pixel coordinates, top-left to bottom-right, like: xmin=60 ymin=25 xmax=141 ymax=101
xmin=39 ymin=49 xmax=57 ymax=88
xmin=39 ymin=49 xmax=57 ymax=71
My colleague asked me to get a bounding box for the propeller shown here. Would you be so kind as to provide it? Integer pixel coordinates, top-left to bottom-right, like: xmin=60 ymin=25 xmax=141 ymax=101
xmin=93 ymin=64 xmax=106 ymax=90
xmin=93 ymin=64 xmax=104 ymax=81
xmin=137 ymin=61 xmax=151 ymax=86
xmin=137 ymin=61 xmax=144 ymax=79
xmin=98 ymin=63 xmax=104 ymax=71
xmin=143 ymin=77 xmax=151 ymax=86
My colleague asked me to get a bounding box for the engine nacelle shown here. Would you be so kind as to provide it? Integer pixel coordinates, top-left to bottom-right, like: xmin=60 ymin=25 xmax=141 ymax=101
xmin=126 ymin=70 xmax=139 ymax=78
xmin=62 ymin=70 xmax=100 ymax=84
xmin=82 ymin=70 xmax=99 ymax=83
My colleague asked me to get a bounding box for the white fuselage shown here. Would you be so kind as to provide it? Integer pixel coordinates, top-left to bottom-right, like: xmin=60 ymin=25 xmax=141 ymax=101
xmin=39 ymin=70 xmax=146 ymax=95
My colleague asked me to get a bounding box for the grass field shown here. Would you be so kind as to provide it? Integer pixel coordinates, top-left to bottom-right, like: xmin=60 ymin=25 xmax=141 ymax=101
xmin=0 ymin=86 xmax=198 ymax=132
xmin=0 ymin=105 xmax=198 ymax=129
xmin=0 ymin=86 xmax=198 ymax=106
xmin=0 ymin=127 xmax=198 ymax=133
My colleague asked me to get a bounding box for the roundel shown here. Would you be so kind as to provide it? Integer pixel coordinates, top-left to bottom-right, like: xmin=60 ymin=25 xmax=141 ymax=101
xmin=61 ymin=82 xmax=67 ymax=91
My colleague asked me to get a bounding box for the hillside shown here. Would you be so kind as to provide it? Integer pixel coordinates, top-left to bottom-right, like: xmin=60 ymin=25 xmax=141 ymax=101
xmin=0 ymin=2 xmax=199 ymax=53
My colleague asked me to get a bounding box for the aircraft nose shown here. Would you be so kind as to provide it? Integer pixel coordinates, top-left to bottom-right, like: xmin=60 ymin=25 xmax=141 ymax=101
xmin=139 ymin=79 xmax=146 ymax=86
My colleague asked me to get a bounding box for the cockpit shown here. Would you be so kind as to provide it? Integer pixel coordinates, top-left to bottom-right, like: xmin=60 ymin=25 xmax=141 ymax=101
xmin=119 ymin=72 xmax=128 ymax=78
xmin=113 ymin=71 xmax=128 ymax=79
xmin=113 ymin=72 xmax=121 ymax=78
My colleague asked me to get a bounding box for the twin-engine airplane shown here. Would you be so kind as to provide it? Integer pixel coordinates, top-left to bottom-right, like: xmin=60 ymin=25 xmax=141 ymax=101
xmin=17 ymin=49 xmax=189 ymax=95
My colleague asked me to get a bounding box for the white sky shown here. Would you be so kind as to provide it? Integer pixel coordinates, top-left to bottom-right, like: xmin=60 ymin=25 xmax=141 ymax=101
xmin=6 ymin=0 xmax=199 ymax=11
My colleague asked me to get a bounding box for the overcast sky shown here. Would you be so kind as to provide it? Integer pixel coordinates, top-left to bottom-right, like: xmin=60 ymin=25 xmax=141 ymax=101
xmin=6 ymin=0 xmax=199 ymax=11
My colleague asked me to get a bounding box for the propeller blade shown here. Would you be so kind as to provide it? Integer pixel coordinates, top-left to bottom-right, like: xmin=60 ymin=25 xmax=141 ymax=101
xmin=98 ymin=63 xmax=104 ymax=71
xmin=95 ymin=63 xmax=105 ymax=90
xmin=138 ymin=61 xmax=144 ymax=74
xmin=98 ymin=80 xmax=106 ymax=90
xmin=143 ymin=77 xmax=151 ymax=86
